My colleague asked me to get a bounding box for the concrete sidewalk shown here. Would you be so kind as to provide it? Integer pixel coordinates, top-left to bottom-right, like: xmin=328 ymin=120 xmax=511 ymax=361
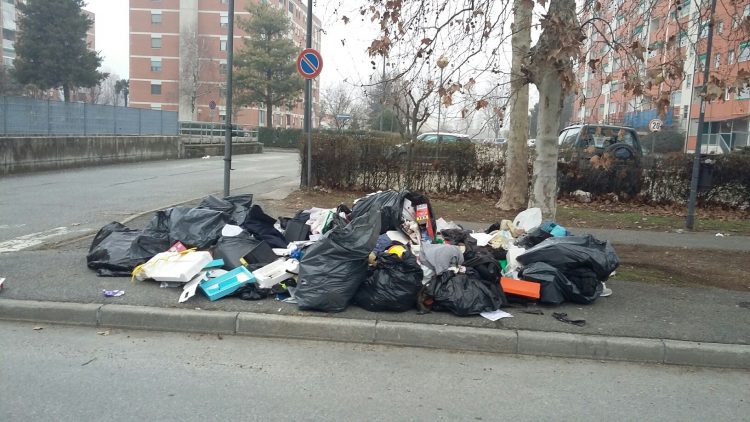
xmin=0 ymin=234 xmax=748 ymax=368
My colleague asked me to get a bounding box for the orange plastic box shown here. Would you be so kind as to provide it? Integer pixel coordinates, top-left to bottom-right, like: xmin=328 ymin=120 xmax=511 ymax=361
xmin=500 ymin=277 xmax=541 ymax=299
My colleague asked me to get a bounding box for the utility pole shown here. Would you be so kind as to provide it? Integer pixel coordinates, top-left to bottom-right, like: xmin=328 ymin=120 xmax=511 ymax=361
xmin=686 ymin=0 xmax=717 ymax=230
xmin=304 ymin=0 xmax=313 ymax=187
xmin=223 ymin=0 xmax=235 ymax=197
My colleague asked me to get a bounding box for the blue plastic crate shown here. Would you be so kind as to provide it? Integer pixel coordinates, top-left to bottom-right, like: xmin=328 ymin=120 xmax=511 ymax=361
xmin=200 ymin=267 xmax=255 ymax=301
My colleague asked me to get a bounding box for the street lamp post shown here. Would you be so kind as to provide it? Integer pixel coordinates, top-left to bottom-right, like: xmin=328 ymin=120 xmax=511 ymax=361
xmin=436 ymin=56 xmax=449 ymax=135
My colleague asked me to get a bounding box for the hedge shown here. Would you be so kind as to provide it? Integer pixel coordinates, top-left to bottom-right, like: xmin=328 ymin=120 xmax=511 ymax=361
xmin=301 ymin=133 xmax=750 ymax=208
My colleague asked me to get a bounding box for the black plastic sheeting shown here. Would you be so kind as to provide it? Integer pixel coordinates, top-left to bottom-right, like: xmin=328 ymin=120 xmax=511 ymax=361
xmin=354 ymin=250 xmax=424 ymax=312
xmin=212 ymin=231 xmax=277 ymax=270
xmin=150 ymin=207 xmax=230 ymax=249
xmin=516 ymin=235 xmax=619 ymax=281
xmin=427 ymin=269 xmax=505 ymax=316
xmin=296 ymin=210 xmax=381 ymax=312
xmin=516 ymin=235 xmax=618 ymax=304
xmin=350 ymin=190 xmax=437 ymax=235
xmin=198 ymin=194 xmax=254 ymax=226
xmin=86 ymin=222 xmax=170 ymax=277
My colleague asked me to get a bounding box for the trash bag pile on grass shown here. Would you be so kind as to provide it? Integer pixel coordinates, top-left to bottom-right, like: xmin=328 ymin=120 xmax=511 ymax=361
xmin=86 ymin=189 xmax=619 ymax=314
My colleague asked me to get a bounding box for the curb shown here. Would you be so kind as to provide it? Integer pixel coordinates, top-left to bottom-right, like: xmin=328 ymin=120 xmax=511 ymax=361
xmin=1 ymin=299 xmax=748 ymax=369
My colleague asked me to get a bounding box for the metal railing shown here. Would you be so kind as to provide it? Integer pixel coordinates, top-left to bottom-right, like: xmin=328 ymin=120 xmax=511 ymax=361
xmin=0 ymin=95 xmax=178 ymax=136
xmin=179 ymin=121 xmax=258 ymax=143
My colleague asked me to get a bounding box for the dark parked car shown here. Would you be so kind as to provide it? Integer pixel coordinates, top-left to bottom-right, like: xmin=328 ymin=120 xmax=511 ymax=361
xmin=393 ymin=132 xmax=475 ymax=163
xmin=557 ymin=124 xmax=643 ymax=167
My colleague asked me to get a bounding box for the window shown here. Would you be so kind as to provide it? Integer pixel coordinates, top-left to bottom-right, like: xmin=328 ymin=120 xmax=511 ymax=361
xmin=150 ymin=58 xmax=161 ymax=72
xmin=738 ymin=86 xmax=750 ymax=99
xmin=686 ymin=74 xmax=692 ymax=88
xmin=739 ymin=41 xmax=750 ymax=62
xmin=219 ymin=61 xmax=228 ymax=75
xmin=699 ymin=21 xmax=708 ymax=39
xmin=220 ymin=13 xmax=228 ymax=28
xmin=672 ymin=90 xmax=682 ymax=104
xmin=683 ymin=105 xmax=688 ymax=119
xmin=220 ymin=37 xmax=227 ymax=51
xmin=678 ymin=31 xmax=688 ymax=48
xmin=613 ymin=57 xmax=620 ymax=71
xmin=733 ymin=15 xmax=740 ymax=30
xmin=151 ymin=35 xmax=162 ymax=48
xmin=560 ymin=128 xmax=580 ymax=145
xmin=714 ymin=53 xmax=721 ymax=69
xmin=259 ymin=110 xmax=265 ymax=127
xmin=728 ymin=50 xmax=735 ymax=65
xmin=716 ymin=21 xmax=724 ymax=35
xmin=745 ymin=5 xmax=750 ymax=17
xmin=151 ymin=105 xmax=162 ymax=110
xmin=598 ymin=104 xmax=605 ymax=116
xmin=609 ymin=103 xmax=619 ymax=114
xmin=2 ymin=28 xmax=14 ymax=41
xmin=151 ymin=83 xmax=162 ymax=95
xmin=611 ymin=80 xmax=620 ymax=91
xmin=288 ymin=2 xmax=294 ymax=13
xmin=698 ymin=54 xmax=706 ymax=71
xmin=151 ymin=11 xmax=162 ymax=24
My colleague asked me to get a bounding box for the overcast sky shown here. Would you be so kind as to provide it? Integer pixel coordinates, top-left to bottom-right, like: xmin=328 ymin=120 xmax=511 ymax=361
xmin=84 ymin=0 xmax=376 ymax=90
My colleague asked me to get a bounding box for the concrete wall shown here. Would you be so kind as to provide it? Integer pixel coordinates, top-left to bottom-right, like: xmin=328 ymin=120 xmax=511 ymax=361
xmin=0 ymin=136 xmax=180 ymax=175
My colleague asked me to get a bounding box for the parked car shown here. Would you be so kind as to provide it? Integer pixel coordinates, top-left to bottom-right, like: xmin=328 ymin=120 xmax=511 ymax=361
xmin=557 ymin=124 xmax=643 ymax=167
xmin=393 ymin=132 xmax=475 ymax=163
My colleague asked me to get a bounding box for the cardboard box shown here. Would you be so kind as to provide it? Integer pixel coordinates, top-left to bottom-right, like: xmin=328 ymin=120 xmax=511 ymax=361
xmin=200 ymin=266 xmax=255 ymax=301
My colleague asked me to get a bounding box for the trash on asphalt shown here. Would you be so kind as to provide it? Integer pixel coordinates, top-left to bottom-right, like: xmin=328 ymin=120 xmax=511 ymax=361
xmin=86 ymin=190 xmax=619 ymax=315
xmin=103 ymin=289 xmax=125 ymax=297
xmin=552 ymin=312 xmax=586 ymax=327
xmin=0 ymin=277 xmax=5 ymax=291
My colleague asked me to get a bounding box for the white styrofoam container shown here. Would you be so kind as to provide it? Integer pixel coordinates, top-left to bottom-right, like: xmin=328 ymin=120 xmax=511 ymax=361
xmin=138 ymin=251 xmax=213 ymax=282
xmin=252 ymin=259 xmax=297 ymax=289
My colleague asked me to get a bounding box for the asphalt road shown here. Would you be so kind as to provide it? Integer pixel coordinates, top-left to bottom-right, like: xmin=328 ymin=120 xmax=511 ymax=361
xmin=0 ymin=152 xmax=300 ymax=249
xmin=0 ymin=321 xmax=747 ymax=421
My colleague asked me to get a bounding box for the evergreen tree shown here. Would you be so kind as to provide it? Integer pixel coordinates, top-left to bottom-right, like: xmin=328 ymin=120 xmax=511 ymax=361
xmin=13 ymin=0 xmax=106 ymax=102
xmin=234 ymin=2 xmax=304 ymax=128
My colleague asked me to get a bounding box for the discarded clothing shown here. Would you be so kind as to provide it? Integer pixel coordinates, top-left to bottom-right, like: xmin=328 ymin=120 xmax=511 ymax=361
xmin=241 ymin=205 xmax=288 ymax=249
xmin=419 ymin=243 xmax=464 ymax=276
xmin=552 ymin=312 xmax=586 ymax=327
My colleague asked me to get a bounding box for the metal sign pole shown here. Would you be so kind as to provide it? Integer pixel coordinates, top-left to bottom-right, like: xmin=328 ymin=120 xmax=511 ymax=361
xmin=223 ymin=0 xmax=235 ymax=197
xmin=304 ymin=0 xmax=313 ymax=187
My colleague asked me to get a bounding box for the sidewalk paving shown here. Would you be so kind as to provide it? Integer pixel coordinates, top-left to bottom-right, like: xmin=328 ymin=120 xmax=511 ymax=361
xmin=0 ymin=198 xmax=748 ymax=368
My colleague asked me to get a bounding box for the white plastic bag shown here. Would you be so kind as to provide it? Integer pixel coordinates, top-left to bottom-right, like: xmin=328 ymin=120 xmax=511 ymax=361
xmin=513 ymin=208 xmax=542 ymax=232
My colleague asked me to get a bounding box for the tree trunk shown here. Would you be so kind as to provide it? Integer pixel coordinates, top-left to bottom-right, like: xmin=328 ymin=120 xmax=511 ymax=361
xmin=63 ymin=84 xmax=70 ymax=102
xmin=496 ymin=0 xmax=532 ymax=211
xmin=266 ymin=101 xmax=273 ymax=128
xmin=528 ymin=68 xmax=563 ymax=219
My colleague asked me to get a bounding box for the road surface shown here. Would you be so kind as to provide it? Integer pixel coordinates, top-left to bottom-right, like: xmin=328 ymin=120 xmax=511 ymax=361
xmin=0 ymin=321 xmax=747 ymax=421
xmin=0 ymin=152 xmax=300 ymax=251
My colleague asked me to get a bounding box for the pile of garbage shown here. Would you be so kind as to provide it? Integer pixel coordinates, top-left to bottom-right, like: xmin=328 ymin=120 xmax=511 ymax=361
xmin=86 ymin=190 xmax=619 ymax=316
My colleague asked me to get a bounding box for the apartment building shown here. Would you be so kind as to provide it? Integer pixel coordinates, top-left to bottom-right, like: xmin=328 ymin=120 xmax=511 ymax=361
xmin=1 ymin=0 xmax=19 ymax=68
xmin=574 ymin=0 xmax=750 ymax=153
xmin=129 ymin=0 xmax=321 ymax=128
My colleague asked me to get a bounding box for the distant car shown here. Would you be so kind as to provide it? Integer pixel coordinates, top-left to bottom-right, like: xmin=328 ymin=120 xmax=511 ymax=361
xmin=527 ymin=138 xmax=536 ymax=148
xmin=415 ymin=132 xmax=471 ymax=143
xmin=394 ymin=132 xmax=475 ymax=163
xmin=557 ymin=124 xmax=643 ymax=167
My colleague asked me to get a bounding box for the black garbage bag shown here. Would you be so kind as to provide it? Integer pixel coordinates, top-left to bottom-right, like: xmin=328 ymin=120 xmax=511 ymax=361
xmin=87 ymin=222 xmax=168 ymax=277
xmin=515 ymin=226 xmax=553 ymax=249
xmin=155 ymin=206 xmax=229 ymax=249
xmin=198 ymin=194 xmax=253 ymax=225
xmin=463 ymin=248 xmax=509 ymax=306
xmin=296 ymin=210 xmax=381 ymax=312
xmin=516 ymin=235 xmax=619 ymax=281
xmin=350 ymin=191 xmax=404 ymax=234
xmin=427 ymin=269 xmax=504 ymax=316
xmin=241 ymin=205 xmax=288 ymax=249
xmin=354 ymin=250 xmax=424 ymax=312
xmin=520 ymin=262 xmax=601 ymax=304
xmin=212 ymin=231 xmax=277 ymax=269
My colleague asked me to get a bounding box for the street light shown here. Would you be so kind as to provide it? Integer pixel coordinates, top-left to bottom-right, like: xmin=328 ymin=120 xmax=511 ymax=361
xmin=436 ymin=56 xmax=449 ymax=136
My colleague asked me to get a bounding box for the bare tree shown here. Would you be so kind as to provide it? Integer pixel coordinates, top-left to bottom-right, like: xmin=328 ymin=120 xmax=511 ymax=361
xmin=497 ymin=0 xmax=532 ymax=210
xmin=321 ymin=83 xmax=360 ymax=131
xmin=179 ymin=23 xmax=213 ymax=121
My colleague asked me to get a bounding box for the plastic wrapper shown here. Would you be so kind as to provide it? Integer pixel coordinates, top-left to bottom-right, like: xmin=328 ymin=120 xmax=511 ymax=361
xmin=520 ymin=262 xmax=601 ymax=304
xmin=354 ymin=250 xmax=424 ymax=312
xmin=296 ymin=210 xmax=381 ymax=312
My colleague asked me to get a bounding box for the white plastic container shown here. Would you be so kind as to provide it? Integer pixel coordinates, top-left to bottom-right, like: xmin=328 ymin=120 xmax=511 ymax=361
xmin=136 ymin=251 xmax=213 ymax=282
xmin=252 ymin=259 xmax=297 ymax=289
